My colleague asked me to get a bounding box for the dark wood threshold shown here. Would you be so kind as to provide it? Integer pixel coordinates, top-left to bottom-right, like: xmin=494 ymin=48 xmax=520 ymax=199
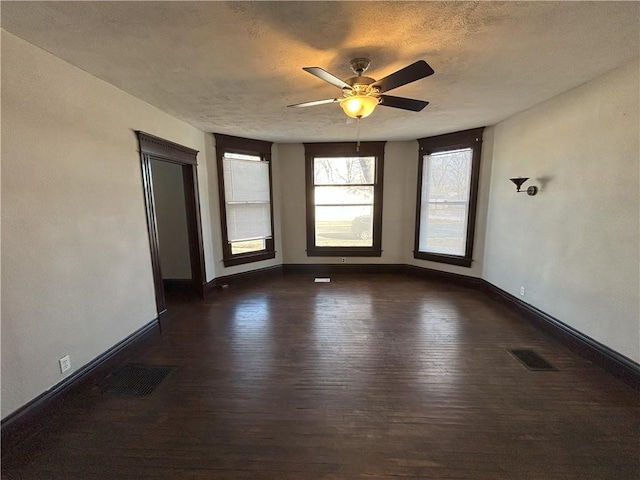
xmin=163 ymin=279 xmax=194 ymax=291
xmin=480 ymin=280 xmax=640 ymax=391
xmin=1 ymin=319 xmax=160 ymax=455
xmin=162 ymin=279 xmax=207 ymax=303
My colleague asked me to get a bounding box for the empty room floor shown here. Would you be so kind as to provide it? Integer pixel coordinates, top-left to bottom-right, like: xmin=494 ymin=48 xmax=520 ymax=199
xmin=2 ymin=273 xmax=639 ymax=479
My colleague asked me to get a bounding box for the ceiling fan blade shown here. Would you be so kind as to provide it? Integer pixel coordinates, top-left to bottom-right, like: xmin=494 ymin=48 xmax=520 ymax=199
xmin=379 ymin=95 xmax=429 ymax=112
xmin=303 ymin=67 xmax=352 ymax=90
xmin=372 ymin=60 xmax=434 ymax=93
xmin=287 ymin=98 xmax=340 ymax=108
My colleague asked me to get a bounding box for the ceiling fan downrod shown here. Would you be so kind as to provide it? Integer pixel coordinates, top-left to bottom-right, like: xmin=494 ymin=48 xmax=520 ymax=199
xmin=349 ymin=58 xmax=371 ymax=76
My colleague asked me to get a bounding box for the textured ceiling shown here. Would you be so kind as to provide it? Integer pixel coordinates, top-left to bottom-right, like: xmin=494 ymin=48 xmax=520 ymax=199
xmin=2 ymin=1 xmax=638 ymax=143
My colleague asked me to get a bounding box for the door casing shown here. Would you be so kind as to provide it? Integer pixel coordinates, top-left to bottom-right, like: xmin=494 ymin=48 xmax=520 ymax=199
xmin=136 ymin=131 xmax=206 ymax=323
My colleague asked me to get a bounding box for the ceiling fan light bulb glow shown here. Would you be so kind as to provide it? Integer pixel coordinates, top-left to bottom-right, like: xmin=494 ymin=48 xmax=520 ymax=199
xmin=340 ymin=95 xmax=379 ymax=119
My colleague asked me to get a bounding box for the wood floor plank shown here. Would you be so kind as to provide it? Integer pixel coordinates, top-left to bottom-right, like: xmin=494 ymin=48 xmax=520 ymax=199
xmin=3 ymin=273 xmax=638 ymax=479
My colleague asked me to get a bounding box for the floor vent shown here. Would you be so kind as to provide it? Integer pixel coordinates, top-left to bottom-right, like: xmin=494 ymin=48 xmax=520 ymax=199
xmin=509 ymin=349 xmax=557 ymax=371
xmin=100 ymin=364 xmax=174 ymax=397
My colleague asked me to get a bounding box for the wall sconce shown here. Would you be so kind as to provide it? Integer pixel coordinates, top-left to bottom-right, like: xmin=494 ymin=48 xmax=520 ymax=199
xmin=510 ymin=177 xmax=538 ymax=196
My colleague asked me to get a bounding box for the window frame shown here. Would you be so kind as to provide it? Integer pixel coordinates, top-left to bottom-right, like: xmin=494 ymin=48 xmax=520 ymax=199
xmin=414 ymin=127 xmax=484 ymax=267
xmin=214 ymin=133 xmax=275 ymax=267
xmin=304 ymin=141 xmax=386 ymax=257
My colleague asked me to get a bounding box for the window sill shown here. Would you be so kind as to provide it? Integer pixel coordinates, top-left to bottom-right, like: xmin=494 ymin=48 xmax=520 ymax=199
xmin=307 ymin=247 xmax=382 ymax=257
xmin=223 ymin=250 xmax=276 ymax=267
xmin=413 ymin=251 xmax=472 ymax=268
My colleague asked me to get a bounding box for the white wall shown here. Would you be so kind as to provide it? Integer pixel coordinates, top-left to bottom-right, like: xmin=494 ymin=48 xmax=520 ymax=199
xmin=278 ymin=143 xmax=307 ymax=263
xmin=150 ymin=160 xmax=191 ymax=280
xmin=0 ymin=31 xmax=215 ymax=418
xmin=483 ymin=59 xmax=640 ymax=362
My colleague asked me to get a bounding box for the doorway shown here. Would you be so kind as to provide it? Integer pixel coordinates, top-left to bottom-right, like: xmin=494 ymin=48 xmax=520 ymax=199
xmin=136 ymin=131 xmax=206 ymax=325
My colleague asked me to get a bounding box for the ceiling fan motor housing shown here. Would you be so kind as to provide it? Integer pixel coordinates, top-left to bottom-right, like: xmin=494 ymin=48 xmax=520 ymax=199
xmin=343 ymin=76 xmax=379 ymax=98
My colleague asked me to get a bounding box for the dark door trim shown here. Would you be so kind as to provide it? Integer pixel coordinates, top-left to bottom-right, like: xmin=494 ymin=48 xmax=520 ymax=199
xmin=136 ymin=131 xmax=206 ymax=320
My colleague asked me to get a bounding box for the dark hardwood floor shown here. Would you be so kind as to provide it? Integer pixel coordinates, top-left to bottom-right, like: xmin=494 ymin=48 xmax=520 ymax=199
xmin=3 ymin=273 xmax=639 ymax=479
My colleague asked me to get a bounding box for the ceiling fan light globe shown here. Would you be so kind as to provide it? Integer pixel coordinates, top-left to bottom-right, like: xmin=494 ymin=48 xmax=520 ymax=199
xmin=340 ymin=95 xmax=379 ymax=119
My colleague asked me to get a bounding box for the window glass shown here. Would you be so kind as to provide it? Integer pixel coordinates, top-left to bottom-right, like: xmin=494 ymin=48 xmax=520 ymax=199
xmin=313 ymin=157 xmax=375 ymax=247
xmin=419 ymin=149 xmax=472 ymax=255
xmin=414 ymin=128 xmax=484 ymax=267
xmin=231 ymin=239 xmax=266 ymax=255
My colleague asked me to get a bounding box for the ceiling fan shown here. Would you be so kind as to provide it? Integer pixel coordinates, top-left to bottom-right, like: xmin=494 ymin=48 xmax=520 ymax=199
xmin=287 ymin=58 xmax=434 ymax=119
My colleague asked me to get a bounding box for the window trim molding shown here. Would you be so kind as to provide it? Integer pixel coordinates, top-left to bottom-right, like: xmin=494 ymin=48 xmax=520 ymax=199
xmin=304 ymin=141 xmax=386 ymax=257
xmin=414 ymin=127 xmax=485 ymax=267
xmin=214 ymin=133 xmax=275 ymax=267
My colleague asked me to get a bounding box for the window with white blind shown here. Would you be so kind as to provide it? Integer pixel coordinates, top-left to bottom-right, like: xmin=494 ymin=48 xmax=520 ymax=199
xmin=414 ymin=128 xmax=484 ymax=267
xmin=215 ymin=134 xmax=275 ymax=267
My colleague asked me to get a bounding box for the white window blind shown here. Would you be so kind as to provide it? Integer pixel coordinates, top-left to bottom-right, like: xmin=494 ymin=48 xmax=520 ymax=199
xmin=223 ymin=153 xmax=272 ymax=243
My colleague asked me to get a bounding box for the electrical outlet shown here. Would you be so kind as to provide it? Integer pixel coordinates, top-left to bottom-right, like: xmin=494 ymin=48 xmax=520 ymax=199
xmin=520 ymin=286 xmax=526 ymax=296
xmin=341 ymin=257 xmax=347 ymax=263
xmin=59 ymin=355 xmax=71 ymax=373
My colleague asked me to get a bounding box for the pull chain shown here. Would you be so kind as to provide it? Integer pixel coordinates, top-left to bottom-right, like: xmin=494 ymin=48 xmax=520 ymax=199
xmin=356 ymin=117 xmax=361 ymax=152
